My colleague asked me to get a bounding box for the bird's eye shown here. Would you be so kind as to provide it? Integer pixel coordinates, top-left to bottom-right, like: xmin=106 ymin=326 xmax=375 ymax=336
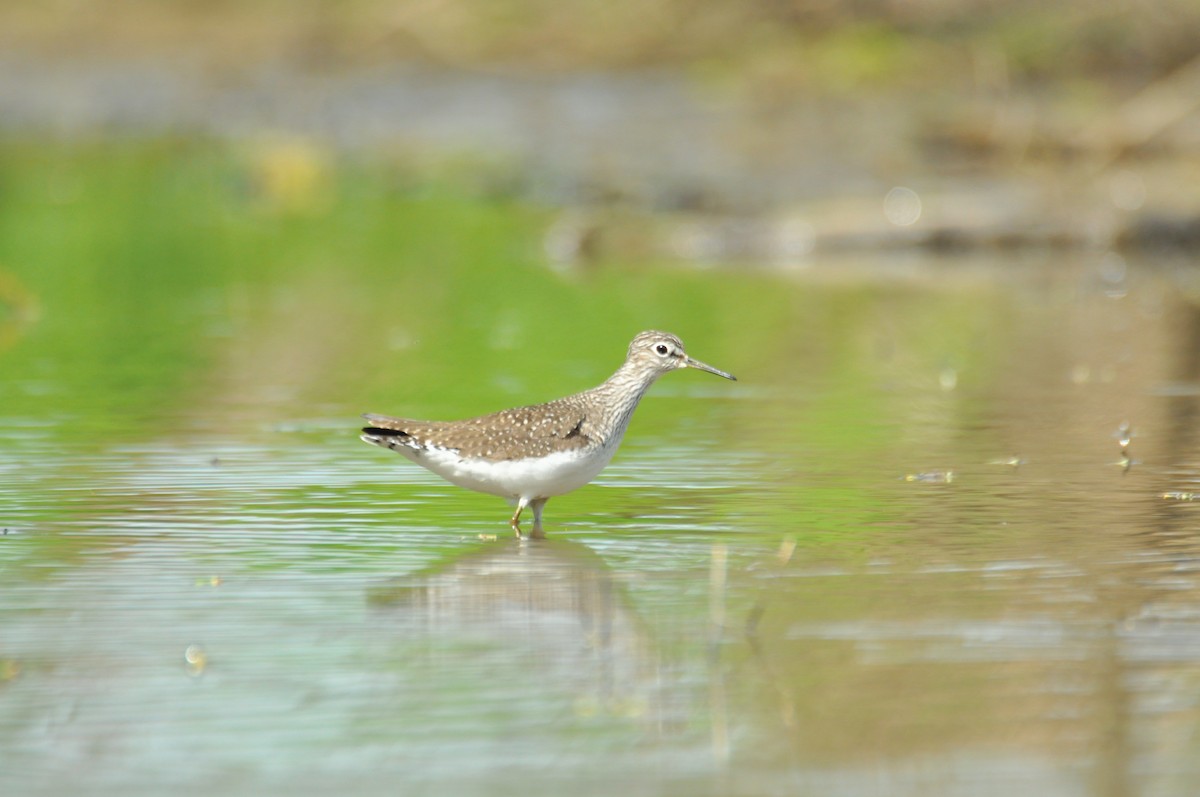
xmin=654 ymin=344 xmax=670 ymax=356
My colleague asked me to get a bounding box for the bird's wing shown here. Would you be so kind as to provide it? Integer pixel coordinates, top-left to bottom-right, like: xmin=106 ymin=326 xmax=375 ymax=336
xmin=360 ymin=400 xmax=592 ymax=460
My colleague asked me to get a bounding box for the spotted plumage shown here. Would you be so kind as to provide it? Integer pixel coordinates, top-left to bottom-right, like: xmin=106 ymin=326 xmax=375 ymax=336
xmin=362 ymin=395 xmax=597 ymax=461
xmin=361 ymin=330 xmax=736 ymax=535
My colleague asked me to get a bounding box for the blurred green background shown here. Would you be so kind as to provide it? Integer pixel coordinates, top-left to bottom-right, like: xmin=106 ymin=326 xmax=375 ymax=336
xmin=3 ymin=3 xmax=1200 ymax=796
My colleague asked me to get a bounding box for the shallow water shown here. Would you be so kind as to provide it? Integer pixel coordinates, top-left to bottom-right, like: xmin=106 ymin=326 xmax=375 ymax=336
xmin=3 ymin=159 xmax=1200 ymax=795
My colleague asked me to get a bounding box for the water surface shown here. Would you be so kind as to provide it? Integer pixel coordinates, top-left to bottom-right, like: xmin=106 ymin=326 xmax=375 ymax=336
xmin=2 ymin=148 xmax=1200 ymax=795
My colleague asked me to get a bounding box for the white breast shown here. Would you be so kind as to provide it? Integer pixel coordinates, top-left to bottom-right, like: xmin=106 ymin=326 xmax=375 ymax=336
xmin=397 ymin=442 xmax=619 ymax=501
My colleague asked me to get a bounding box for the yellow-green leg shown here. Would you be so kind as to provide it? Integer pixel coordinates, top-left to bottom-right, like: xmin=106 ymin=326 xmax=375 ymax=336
xmin=509 ymin=497 xmax=528 ymax=537
xmin=529 ymin=498 xmax=548 ymax=539
xmin=509 ymin=497 xmax=549 ymax=538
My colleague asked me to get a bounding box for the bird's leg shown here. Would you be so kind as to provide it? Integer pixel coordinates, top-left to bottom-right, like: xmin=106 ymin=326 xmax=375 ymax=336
xmin=529 ymin=498 xmax=548 ymax=540
xmin=510 ymin=497 xmax=529 ymax=538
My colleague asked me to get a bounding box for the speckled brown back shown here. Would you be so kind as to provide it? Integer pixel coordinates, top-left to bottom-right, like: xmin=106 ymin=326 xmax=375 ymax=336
xmin=362 ymin=392 xmax=601 ymax=461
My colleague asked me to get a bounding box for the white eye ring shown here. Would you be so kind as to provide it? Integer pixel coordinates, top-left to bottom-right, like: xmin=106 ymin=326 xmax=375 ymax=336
xmin=654 ymin=343 xmax=670 ymax=356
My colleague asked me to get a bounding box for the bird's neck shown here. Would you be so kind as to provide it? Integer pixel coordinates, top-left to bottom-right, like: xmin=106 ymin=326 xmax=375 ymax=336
xmin=589 ymin=360 xmax=661 ymax=441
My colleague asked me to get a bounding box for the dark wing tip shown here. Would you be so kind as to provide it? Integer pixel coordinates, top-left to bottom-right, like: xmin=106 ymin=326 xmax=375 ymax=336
xmin=361 ymin=426 xmax=409 ymax=438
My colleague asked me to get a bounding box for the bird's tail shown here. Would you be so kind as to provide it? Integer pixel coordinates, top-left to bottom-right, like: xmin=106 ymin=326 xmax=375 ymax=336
xmin=360 ymin=413 xmax=414 ymax=449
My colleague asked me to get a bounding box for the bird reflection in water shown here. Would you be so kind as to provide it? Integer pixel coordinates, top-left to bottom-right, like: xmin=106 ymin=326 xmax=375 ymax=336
xmin=368 ymin=537 xmax=676 ymax=728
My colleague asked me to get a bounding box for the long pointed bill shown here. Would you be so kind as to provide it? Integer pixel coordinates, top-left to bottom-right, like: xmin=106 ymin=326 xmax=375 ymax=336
xmin=684 ymin=355 xmax=737 ymax=381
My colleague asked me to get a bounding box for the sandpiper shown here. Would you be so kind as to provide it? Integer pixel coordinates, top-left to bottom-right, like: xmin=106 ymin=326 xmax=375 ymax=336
xmin=361 ymin=330 xmax=736 ymax=535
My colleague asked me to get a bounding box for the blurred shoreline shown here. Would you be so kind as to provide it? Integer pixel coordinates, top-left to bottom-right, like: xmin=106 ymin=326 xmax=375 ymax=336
xmin=4 ymin=1 xmax=1199 ymax=260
